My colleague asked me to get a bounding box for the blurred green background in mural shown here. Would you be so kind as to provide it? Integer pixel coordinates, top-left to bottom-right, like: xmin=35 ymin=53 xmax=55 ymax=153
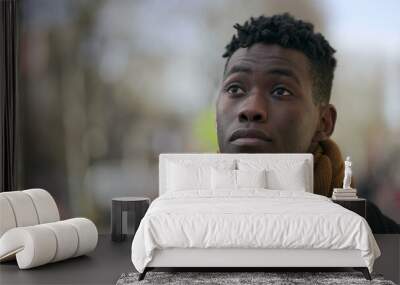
xmin=193 ymin=107 xmax=218 ymax=152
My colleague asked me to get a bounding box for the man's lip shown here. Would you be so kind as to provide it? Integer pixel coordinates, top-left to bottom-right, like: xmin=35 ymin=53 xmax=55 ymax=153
xmin=229 ymin=128 xmax=272 ymax=143
xmin=230 ymin=137 xmax=272 ymax=146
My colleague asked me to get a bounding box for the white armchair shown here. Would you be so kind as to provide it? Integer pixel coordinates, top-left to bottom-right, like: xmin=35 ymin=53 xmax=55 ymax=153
xmin=0 ymin=189 xmax=97 ymax=269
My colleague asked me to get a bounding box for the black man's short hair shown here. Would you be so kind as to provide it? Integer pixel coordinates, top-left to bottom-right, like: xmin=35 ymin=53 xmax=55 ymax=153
xmin=223 ymin=13 xmax=337 ymax=104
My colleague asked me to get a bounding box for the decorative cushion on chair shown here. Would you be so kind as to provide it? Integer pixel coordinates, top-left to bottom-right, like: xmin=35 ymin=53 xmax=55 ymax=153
xmin=0 ymin=189 xmax=60 ymax=236
xmin=0 ymin=195 xmax=17 ymax=237
xmin=1 ymin=191 xmax=41 ymax=228
xmin=23 ymin=188 xmax=60 ymax=224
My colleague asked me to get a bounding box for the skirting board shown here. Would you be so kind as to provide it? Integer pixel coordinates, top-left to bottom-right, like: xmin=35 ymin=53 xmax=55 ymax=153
xmin=147 ymin=248 xmax=366 ymax=268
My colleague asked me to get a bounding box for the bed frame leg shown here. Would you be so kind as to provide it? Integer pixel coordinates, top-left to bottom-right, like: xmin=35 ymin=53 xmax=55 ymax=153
xmin=138 ymin=268 xmax=148 ymax=281
xmin=354 ymin=267 xmax=371 ymax=280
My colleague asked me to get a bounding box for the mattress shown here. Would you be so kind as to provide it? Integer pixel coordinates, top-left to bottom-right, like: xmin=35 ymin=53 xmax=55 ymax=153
xmin=131 ymin=190 xmax=380 ymax=273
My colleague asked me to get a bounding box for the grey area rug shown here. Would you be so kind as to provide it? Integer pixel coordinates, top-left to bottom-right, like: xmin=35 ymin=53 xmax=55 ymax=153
xmin=116 ymin=272 xmax=396 ymax=285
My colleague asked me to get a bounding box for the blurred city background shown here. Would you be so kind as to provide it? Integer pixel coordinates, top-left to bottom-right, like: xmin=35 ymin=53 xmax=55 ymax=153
xmin=17 ymin=0 xmax=400 ymax=232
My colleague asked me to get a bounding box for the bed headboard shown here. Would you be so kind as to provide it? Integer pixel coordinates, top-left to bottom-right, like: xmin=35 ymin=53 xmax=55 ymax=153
xmin=159 ymin=153 xmax=313 ymax=195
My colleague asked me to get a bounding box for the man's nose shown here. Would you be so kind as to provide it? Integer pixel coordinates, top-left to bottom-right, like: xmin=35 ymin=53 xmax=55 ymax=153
xmin=238 ymin=93 xmax=267 ymax=123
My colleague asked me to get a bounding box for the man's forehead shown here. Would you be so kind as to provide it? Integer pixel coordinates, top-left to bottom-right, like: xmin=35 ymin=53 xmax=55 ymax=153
xmin=225 ymin=43 xmax=311 ymax=78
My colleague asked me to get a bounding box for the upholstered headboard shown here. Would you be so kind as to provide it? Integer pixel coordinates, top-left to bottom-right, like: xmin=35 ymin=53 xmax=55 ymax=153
xmin=159 ymin=153 xmax=313 ymax=195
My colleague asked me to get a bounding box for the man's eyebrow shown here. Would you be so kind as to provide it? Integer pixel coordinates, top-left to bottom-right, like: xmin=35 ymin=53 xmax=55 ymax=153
xmin=265 ymin=68 xmax=301 ymax=85
xmin=224 ymin=65 xmax=252 ymax=78
xmin=224 ymin=65 xmax=301 ymax=85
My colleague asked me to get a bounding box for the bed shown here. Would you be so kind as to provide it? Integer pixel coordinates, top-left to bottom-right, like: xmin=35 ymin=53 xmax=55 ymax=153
xmin=131 ymin=153 xmax=381 ymax=280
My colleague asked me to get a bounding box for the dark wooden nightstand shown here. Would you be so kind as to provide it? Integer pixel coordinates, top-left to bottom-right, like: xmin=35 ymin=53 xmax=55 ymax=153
xmin=111 ymin=197 xmax=150 ymax=242
xmin=331 ymin=198 xmax=366 ymax=218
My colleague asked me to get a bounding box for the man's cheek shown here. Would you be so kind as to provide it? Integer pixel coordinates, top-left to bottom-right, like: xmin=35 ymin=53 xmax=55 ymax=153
xmin=221 ymin=116 xmax=234 ymax=143
xmin=288 ymin=116 xmax=315 ymax=152
xmin=272 ymin=112 xmax=307 ymax=151
xmin=216 ymin=110 xmax=232 ymax=143
xmin=220 ymin=103 xmax=236 ymax=130
xmin=273 ymin=110 xmax=300 ymax=131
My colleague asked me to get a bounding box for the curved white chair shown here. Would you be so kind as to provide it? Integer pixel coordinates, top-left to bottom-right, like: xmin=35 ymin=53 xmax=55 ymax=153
xmin=0 ymin=218 xmax=97 ymax=269
xmin=0 ymin=189 xmax=98 ymax=269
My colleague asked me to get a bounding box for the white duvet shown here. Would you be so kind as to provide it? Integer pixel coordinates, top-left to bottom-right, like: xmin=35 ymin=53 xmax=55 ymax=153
xmin=131 ymin=190 xmax=380 ymax=273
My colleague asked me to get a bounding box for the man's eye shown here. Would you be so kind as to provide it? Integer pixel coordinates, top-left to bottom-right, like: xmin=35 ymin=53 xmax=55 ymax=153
xmin=226 ymin=85 xmax=246 ymax=96
xmin=271 ymin=87 xmax=292 ymax=97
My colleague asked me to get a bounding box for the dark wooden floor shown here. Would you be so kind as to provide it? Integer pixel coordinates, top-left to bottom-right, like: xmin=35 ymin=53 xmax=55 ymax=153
xmin=0 ymin=234 xmax=134 ymax=285
xmin=0 ymin=234 xmax=398 ymax=284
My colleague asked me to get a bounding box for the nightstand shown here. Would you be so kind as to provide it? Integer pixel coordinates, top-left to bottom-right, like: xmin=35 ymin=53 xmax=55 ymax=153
xmin=331 ymin=198 xmax=366 ymax=218
xmin=111 ymin=197 xmax=150 ymax=242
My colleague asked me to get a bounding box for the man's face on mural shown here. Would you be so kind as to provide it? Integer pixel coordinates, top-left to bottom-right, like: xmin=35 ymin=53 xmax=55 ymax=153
xmin=216 ymin=43 xmax=335 ymax=154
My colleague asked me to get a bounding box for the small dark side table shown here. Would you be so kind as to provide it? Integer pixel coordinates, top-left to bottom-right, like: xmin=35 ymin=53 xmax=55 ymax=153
xmin=111 ymin=197 xmax=150 ymax=242
xmin=331 ymin=198 xmax=366 ymax=218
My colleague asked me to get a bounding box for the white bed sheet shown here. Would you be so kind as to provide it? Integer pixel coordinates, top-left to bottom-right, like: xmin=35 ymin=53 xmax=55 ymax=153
xmin=131 ymin=190 xmax=380 ymax=273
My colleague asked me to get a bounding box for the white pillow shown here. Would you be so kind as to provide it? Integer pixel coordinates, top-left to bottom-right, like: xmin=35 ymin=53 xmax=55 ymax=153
xmin=167 ymin=162 xmax=211 ymax=191
xmin=266 ymin=163 xmax=307 ymax=191
xmin=211 ymin=169 xmax=267 ymax=190
xmin=211 ymin=168 xmax=236 ymax=190
xmin=166 ymin=159 xmax=236 ymax=192
xmin=236 ymin=169 xmax=267 ymax=189
xmin=238 ymin=159 xmax=308 ymax=191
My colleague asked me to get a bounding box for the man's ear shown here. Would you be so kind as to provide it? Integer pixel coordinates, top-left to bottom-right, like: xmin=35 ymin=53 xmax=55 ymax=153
xmin=312 ymin=104 xmax=337 ymax=142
